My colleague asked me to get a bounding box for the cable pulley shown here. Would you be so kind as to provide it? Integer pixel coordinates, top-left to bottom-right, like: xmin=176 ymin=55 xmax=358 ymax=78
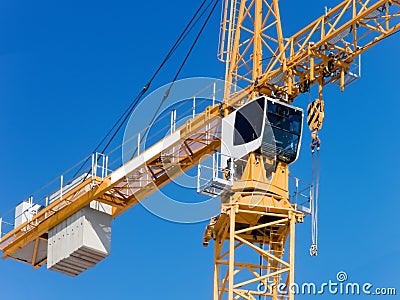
xmin=307 ymin=98 xmax=324 ymax=153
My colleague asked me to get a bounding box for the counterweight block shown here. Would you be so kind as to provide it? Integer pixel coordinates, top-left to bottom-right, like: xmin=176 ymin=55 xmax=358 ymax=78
xmin=47 ymin=203 xmax=112 ymax=276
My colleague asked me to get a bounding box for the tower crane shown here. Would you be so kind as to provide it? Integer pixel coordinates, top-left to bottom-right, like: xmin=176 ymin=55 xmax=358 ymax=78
xmin=0 ymin=0 xmax=399 ymax=299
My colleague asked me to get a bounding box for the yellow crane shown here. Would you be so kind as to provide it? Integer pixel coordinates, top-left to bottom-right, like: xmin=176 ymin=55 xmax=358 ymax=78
xmin=0 ymin=0 xmax=399 ymax=299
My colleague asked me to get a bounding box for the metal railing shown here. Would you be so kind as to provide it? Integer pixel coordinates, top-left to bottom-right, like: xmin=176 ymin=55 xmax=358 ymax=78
xmin=198 ymin=152 xmax=313 ymax=215
xmin=0 ymin=152 xmax=110 ymax=239
xmin=0 ymin=87 xmax=223 ymax=240
xmin=289 ymin=176 xmax=313 ymax=215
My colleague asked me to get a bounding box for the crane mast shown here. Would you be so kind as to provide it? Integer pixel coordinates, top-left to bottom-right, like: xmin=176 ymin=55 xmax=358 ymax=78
xmin=212 ymin=1 xmax=301 ymax=298
xmin=0 ymin=0 xmax=399 ymax=299
xmin=209 ymin=0 xmax=400 ymax=299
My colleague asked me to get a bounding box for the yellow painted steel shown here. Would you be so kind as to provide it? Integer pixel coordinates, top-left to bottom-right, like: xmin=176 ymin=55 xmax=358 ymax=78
xmin=204 ymin=153 xmax=303 ymax=299
xmin=308 ymin=98 xmax=325 ymax=145
xmin=211 ymin=0 xmax=400 ymax=298
xmin=0 ymin=104 xmax=223 ymax=266
xmin=222 ymin=0 xmax=400 ymax=105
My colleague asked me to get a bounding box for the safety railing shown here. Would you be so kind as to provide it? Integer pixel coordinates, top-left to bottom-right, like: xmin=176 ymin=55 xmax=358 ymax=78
xmin=197 ymin=153 xmax=234 ymax=197
xmin=197 ymin=153 xmax=255 ymax=197
xmin=0 ymin=83 xmax=224 ymax=240
xmin=198 ymin=152 xmax=313 ymax=216
xmin=0 ymin=152 xmax=110 ymax=240
xmin=289 ymin=176 xmax=313 ymax=216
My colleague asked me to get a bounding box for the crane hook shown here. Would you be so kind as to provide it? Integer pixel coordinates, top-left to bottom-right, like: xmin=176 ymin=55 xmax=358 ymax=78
xmin=307 ymin=98 xmax=324 ymax=152
xmin=310 ymin=244 xmax=318 ymax=256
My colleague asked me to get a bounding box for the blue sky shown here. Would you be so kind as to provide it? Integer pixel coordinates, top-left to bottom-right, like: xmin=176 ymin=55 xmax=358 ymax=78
xmin=0 ymin=0 xmax=400 ymax=299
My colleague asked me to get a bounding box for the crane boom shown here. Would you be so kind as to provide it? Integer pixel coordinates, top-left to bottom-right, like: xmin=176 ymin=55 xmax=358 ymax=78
xmin=0 ymin=104 xmax=222 ymax=266
xmin=211 ymin=0 xmax=400 ymax=299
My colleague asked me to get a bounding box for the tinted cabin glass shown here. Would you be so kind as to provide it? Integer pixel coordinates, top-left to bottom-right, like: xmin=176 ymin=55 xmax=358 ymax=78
xmin=233 ymin=98 xmax=265 ymax=146
xmin=266 ymin=102 xmax=302 ymax=163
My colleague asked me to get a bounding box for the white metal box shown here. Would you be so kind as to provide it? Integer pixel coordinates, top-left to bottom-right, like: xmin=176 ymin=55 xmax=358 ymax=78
xmin=14 ymin=200 xmax=41 ymax=229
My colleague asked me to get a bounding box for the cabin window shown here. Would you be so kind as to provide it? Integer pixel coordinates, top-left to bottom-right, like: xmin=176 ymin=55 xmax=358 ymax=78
xmin=233 ymin=98 xmax=265 ymax=145
xmin=266 ymin=102 xmax=302 ymax=163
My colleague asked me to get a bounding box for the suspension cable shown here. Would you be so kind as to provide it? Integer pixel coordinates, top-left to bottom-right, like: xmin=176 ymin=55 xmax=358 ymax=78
xmin=128 ymin=0 xmax=221 ymax=159
xmin=72 ymin=0 xmax=213 ymax=178
xmin=310 ymin=149 xmax=320 ymax=256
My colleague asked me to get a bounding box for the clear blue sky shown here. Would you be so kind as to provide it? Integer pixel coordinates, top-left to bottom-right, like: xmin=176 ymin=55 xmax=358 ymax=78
xmin=0 ymin=0 xmax=399 ymax=299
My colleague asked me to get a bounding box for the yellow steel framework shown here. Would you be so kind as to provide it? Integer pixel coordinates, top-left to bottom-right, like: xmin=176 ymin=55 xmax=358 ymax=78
xmin=0 ymin=105 xmax=222 ymax=267
xmin=212 ymin=0 xmax=400 ymax=299
xmin=204 ymin=154 xmax=304 ymax=299
xmin=0 ymin=1 xmax=399 ymax=299
xmin=223 ymin=0 xmax=400 ymax=106
xmin=218 ymin=0 xmax=285 ymax=99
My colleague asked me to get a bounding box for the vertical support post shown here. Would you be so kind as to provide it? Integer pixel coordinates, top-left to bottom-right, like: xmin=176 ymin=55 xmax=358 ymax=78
xmin=228 ymin=205 xmax=236 ymax=299
xmin=212 ymin=153 xmax=216 ymax=179
xmin=289 ymin=213 xmax=296 ymax=300
xmin=192 ymin=97 xmax=196 ymax=119
xmin=173 ymin=110 xmax=176 ymax=132
xmin=288 ymin=69 xmax=293 ymax=96
xmin=272 ymin=0 xmax=285 ymax=58
xmin=96 ymin=152 xmax=99 ymax=178
xmin=385 ymin=2 xmax=389 ymax=31
xmin=224 ymin=0 xmax=246 ymax=100
xmin=252 ymin=0 xmax=263 ymax=84
xmin=60 ymin=175 xmax=64 ymax=201
xmin=207 ymin=83 xmax=217 ymax=146
xmin=91 ymin=153 xmax=95 ymax=180
xmin=223 ymin=0 xmax=236 ymax=100
xmin=171 ymin=109 xmax=179 ymax=163
xmin=212 ymin=82 xmax=216 ymax=106
xmin=100 ymin=154 xmax=105 ymax=179
xmin=340 ymin=68 xmax=345 ymax=92
xmin=352 ymin=0 xmax=357 ymax=50
xmin=309 ymin=44 xmax=315 ymax=81
xmin=105 ymin=155 xmax=109 ymax=177
xmin=272 ymin=242 xmax=279 ymax=300
xmin=170 ymin=111 xmax=174 ymax=133
xmin=138 ymin=133 xmax=141 ymax=156
xmin=213 ymin=245 xmax=219 ymax=300
xmin=170 ymin=109 xmax=177 ymax=133
xmin=197 ymin=164 xmax=201 ymax=194
xmin=170 ymin=109 xmax=177 ymax=163
xmin=31 ymin=237 xmax=39 ymax=266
